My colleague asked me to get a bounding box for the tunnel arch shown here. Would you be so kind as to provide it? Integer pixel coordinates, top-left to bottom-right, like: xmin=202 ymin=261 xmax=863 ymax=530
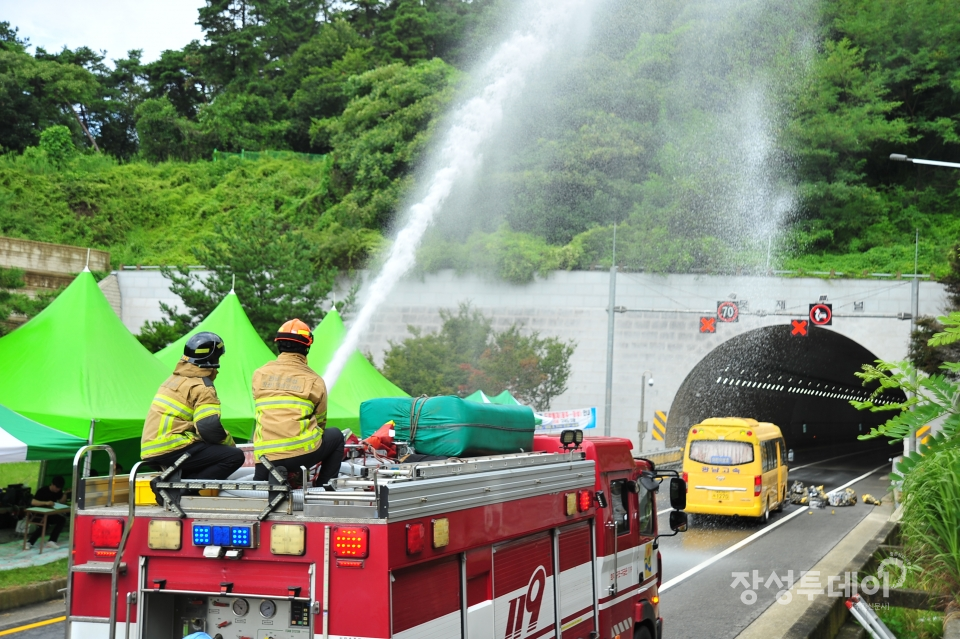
xmin=665 ymin=325 xmax=906 ymax=448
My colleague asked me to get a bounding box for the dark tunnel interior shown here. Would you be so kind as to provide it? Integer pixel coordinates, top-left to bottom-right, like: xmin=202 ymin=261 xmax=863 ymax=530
xmin=665 ymin=325 xmax=906 ymax=449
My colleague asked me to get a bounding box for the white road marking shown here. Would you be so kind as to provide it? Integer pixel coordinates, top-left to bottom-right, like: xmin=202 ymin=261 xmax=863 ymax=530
xmin=659 ymin=463 xmax=888 ymax=593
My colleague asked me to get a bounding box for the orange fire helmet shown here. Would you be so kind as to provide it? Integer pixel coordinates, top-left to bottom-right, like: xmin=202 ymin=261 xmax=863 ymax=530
xmin=275 ymin=318 xmax=314 ymax=346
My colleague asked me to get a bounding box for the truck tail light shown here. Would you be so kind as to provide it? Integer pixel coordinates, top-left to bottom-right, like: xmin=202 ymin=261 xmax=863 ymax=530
xmin=577 ymin=490 xmax=592 ymax=512
xmin=92 ymin=518 xmax=123 ymax=548
xmin=406 ymin=523 xmax=425 ymax=555
xmin=332 ymin=526 xmax=368 ymax=558
xmin=754 ymin=475 xmax=762 ymax=497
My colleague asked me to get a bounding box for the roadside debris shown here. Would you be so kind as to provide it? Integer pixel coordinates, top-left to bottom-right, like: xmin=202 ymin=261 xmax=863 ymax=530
xmin=862 ymin=494 xmax=882 ymax=505
xmin=828 ymin=487 xmax=858 ymax=507
xmin=789 ymin=480 xmax=808 ymax=504
xmin=808 ymin=484 xmax=828 ymax=508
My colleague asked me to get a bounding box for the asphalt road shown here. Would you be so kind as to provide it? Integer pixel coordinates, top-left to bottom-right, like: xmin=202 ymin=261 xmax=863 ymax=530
xmin=657 ymin=441 xmax=896 ymax=639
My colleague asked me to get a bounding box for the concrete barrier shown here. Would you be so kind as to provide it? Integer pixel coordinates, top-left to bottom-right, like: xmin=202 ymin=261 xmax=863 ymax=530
xmin=637 ymin=447 xmax=683 ymax=468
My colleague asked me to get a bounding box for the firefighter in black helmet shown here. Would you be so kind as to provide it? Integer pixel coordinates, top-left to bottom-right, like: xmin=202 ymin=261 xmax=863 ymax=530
xmin=141 ymin=332 xmax=244 ymax=482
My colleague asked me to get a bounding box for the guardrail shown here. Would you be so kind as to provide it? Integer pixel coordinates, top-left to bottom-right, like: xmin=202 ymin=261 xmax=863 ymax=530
xmin=637 ymin=447 xmax=682 ymax=467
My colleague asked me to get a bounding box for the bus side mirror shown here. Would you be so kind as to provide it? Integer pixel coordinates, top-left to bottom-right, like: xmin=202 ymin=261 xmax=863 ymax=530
xmin=669 ymin=477 xmax=686 ymax=511
xmin=669 ymin=510 xmax=688 ymax=533
xmin=787 ymin=449 xmax=794 ymax=463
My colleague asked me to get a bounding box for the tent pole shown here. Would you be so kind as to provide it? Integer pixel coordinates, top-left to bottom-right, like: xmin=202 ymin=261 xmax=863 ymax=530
xmin=84 ymin=420 xmax=95 ymax=477
xmin=36 ymin=460 xmax=47 ymax=492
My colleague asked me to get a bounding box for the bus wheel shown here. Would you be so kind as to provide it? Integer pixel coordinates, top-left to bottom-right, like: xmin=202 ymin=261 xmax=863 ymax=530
xmin=759 ymin=500 xmax=770 ymax=524
xmin=773 ymin=490 xmax=784 ymax=512
xmin=634 ymin=624 xmax=653 ymax=639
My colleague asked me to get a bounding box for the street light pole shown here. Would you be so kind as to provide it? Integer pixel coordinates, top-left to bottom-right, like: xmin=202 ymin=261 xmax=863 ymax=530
xmin=638 ymin=370 xmax=653 ymax=452
xmin=604 ymin=224 xmax=617 ymax=437
xmin=890 ymin=153 xmax=960 ymax=169
xmin=889 ymin=153 xmax=960 ymax=456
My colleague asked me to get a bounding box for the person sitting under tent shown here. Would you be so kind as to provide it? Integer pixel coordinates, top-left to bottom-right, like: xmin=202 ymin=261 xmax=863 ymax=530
xmin=24 ymin=475 xmax=67 ymax=550
xmin=141 ymin=332 xmax=244 ymax=490
xmin=251 ymin=319 xmax=343 ymax=489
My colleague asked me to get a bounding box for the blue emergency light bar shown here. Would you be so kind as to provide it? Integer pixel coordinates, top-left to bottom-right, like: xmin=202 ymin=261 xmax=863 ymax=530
xmin=192 ymin=523 xmax=257 ymax=548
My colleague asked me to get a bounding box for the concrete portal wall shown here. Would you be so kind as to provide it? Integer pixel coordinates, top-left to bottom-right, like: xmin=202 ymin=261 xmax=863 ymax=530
xmin=114 ymin=269 xmax=946 ymax=448
xmin=116 ymin=269 xmax=202 ymax=332
xmin=0 ymin=237 xmax=110 ymax=275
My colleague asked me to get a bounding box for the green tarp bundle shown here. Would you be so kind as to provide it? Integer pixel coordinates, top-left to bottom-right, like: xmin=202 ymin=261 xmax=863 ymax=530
xmin=156 ymin=291 xmax=273 ymax=440
xmin=308 ymin=309 xmax=409 ymax=433
xmin=0 ymin=270 xmax=169 ymax=444
xmin=464 ymin=390 xmax=521 ymax=406
xmin=360 ymin=396 xmax=535 ymax=457
xmin=0 ymin=404 xmax=86 ymax=463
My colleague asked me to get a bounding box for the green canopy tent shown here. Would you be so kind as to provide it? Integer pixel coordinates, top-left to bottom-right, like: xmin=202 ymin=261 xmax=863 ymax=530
xmin=464 ymin=389 xmax=521 ymax=405
xmin=308 ymin=309 xmax=408 ymax=432
xmin=156 ymin=291 xmax=274 ymax=440
xmin=0 ymin=270 xmax=169 ymax=445
xmin=0 ymin=404 xmax=86 ymax=463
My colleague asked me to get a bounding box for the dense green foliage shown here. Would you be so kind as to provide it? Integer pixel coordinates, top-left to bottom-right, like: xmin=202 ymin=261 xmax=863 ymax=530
xmin=0 ymin=267 xmax=58 ymax=335
xmin=139 ymin=213 xmax=339 ymax=351
xmin=382 ymin=304 xmax=575 ymax=410
xmin=1 ymin=0 xmax=960 ymax=284
xmin=857 ymin=312 xmax=960 ymax=605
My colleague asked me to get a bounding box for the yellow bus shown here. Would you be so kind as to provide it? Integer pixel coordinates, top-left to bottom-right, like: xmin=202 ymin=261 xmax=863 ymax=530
xmin=681 ymin=417 xmax=788 ymax=523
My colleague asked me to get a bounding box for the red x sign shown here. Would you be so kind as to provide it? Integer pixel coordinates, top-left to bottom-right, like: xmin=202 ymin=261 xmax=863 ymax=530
xmin=700 ymin=317 xmax=716 ymax=333
xmin=791 ymin=319 xmax=808 ymax=336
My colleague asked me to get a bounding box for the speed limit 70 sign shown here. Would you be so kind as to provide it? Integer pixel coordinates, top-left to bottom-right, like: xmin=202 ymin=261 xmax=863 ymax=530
xmin=717 ymin=301 xmax=739 ymax=323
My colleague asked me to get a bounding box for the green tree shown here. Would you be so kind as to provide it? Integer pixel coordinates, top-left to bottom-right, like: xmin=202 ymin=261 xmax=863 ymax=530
xmin=855 ymin=313 xmax=960 ymax=478
xmin=143 ymin=45 xmax=207 ymax=119
xmin=0 ymin=23 xmax=99 ymax=153
xmin=0 ymin=267 xmax=58 ymax=336
xmin=854 ymin=314 xmax=960 ymax=600
xmin=38 ymin=125 xmax=76 ymax=166
xmin=310 ymin=59 xmax=459 ymax=228
xmin=134 ymin=97 xmax=205 ymax=162
xmin=137 ymin=212 xmax=336 ymax=350
xmin=382 ymin=303 xmax=575 ymax=410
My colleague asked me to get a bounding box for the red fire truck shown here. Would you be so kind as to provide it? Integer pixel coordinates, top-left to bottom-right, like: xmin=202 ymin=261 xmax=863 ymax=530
xmin=66 ymin=432 xmax=687 ymax=639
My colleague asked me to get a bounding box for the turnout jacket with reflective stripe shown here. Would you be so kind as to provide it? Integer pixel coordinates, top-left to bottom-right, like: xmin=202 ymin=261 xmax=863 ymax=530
xmin=252 ymin=352 xmax=327 ymax=462
xmin=141 ymin=359 xmax=234 ymax=459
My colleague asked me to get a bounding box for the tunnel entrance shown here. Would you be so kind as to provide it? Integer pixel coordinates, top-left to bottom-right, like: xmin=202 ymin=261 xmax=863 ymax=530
xmin=665 ymin=325 xmax=905 ymax=448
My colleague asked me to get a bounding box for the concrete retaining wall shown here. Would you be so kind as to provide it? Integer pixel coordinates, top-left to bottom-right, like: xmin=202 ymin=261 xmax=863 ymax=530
xmin=0 ymin=237 xmax=109 ymax=275
xmin=114 ymin=269 xmax=946 ymax=446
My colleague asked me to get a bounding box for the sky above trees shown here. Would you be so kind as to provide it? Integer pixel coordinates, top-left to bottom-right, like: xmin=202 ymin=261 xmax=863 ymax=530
xmin=3 ymin=0 xmax=204 ymax=63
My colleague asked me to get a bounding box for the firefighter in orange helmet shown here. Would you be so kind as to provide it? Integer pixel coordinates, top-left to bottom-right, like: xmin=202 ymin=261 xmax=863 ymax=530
xmin=251 ymin=319 xmax=343 ymax=488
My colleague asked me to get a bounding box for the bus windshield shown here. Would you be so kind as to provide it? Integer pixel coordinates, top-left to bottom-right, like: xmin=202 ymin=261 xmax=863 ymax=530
xmin=689 ymin=440 xmax=754 ymax=466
